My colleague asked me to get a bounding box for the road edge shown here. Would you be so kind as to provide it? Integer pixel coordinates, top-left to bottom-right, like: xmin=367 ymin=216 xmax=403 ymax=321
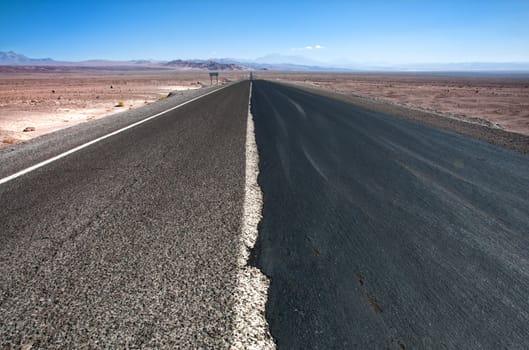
xmin=230 ymin=82 xmax=276 ymax=349
xmin=271 ymin=79 xmax=529 ymax=155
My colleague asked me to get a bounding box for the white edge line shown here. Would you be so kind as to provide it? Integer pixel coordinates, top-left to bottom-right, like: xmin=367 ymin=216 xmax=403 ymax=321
xmin=231 ymin=82 xmax=276 ymax=349
xmin=0 ymin=84 xmax=232 ymax=186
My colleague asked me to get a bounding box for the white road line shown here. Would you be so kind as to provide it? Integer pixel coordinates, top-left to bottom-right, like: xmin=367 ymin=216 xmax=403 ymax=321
xmin=0 ymin=84 xmax=231 ymax=186
xmin=231 ymin=82 xmax=276 ymax=349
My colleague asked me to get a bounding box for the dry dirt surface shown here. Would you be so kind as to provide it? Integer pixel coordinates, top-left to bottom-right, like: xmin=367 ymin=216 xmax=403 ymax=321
xmin=0 ymin=68 xmax=246 ymax=146
xmin=260 ymin=72 xmax=529 ymax=136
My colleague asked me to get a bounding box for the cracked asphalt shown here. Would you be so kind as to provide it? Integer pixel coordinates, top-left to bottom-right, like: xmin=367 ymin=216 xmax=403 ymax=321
xmin=0 ymin=81 xmax=250 ymax=348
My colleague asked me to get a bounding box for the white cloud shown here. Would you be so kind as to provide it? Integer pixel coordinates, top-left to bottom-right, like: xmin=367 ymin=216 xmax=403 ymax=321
xmin=291 ymin=44 xmax=325 ymax=51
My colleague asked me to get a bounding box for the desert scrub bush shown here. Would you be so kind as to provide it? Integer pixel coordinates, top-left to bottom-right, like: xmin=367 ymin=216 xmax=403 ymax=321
xmin=2 ymin=136 xmax=19 ymax=145
xmin=115 ymin=101 xmax=125 ymax=107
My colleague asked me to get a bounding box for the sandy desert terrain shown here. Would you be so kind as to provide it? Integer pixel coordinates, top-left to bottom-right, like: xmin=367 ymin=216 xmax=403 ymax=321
xmin=0 ymin=69 xmax=246 ymax=146
xmin=262 ymin=72 xmax=529 ymax=136
xmin=2 ymin=70 xmax=528 ymax=148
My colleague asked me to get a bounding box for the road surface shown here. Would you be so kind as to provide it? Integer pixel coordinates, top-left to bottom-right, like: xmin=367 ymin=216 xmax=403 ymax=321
xmin=2 ymin=78 xmax=529 ymax=349
xmin=250 ymin=80 xmax=529 ymax=349
xmin=0 ymin=81 xmax=250 ymax=348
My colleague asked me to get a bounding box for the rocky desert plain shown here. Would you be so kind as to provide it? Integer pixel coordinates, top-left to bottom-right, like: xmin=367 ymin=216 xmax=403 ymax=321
xmin=0 ymin=67 xmax=246 ymax=146
xmin=1 ymin=68 xmax=529 ymax=152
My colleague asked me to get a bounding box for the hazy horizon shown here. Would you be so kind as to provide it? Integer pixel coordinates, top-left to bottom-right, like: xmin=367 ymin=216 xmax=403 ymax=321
xmin=3 ymin=50 xmax=529 ymax=73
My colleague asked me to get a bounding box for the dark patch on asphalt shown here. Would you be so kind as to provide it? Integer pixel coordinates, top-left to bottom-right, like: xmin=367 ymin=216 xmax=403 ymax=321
xmin=250 ymin=80 xmax=529 ymax=349
xmin=366 ymin=292 xmax=383 ymax=313
xmin=355 ymin=273 xmax=365 ymax=286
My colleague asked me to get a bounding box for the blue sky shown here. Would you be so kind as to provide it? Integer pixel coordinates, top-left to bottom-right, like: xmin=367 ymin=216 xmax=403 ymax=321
xmin=1 ymin=0 xmax=528 ymax=64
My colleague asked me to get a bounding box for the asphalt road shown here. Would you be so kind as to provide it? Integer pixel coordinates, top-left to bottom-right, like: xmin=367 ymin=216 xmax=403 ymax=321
xmin=250 ymin=80 xmax=529 ymax=349
xmin=0 ymin=81 xmax=250 ymax=348
xmin=2 ymin=78 xmax=529 ymax=349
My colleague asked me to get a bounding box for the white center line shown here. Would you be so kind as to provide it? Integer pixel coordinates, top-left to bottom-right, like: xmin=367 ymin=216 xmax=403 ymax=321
xmin=0 ymin=84 xmax=231 ymax=186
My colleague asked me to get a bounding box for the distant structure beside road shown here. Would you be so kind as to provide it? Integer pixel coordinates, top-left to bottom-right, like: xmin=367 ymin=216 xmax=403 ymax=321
xmin=209 ymin=72 xmax=219 ymax=85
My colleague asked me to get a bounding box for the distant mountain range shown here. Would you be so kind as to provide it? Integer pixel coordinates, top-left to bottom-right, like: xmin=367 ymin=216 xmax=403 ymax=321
xmin=0 ymin=51 xmax=54 ymax=64
xmin=0 ymin=51 xmax=248 ymax=71
xmin=0 ymin=51 xmax=342 ymax=71
xmin=1 ymin=51 xmax=528 ymax=73
xmin=165 ymin=59 xmax=244 ymax=71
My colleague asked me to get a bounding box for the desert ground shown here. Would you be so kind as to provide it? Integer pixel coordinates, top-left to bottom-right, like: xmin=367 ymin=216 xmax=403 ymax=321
xmin=260 ymin=72 xmax=529 ymax=136
xmin=0 ymin=68 xmax=246 ymax=146
xmin=2 ymin=69 xmax=528 ymax=148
